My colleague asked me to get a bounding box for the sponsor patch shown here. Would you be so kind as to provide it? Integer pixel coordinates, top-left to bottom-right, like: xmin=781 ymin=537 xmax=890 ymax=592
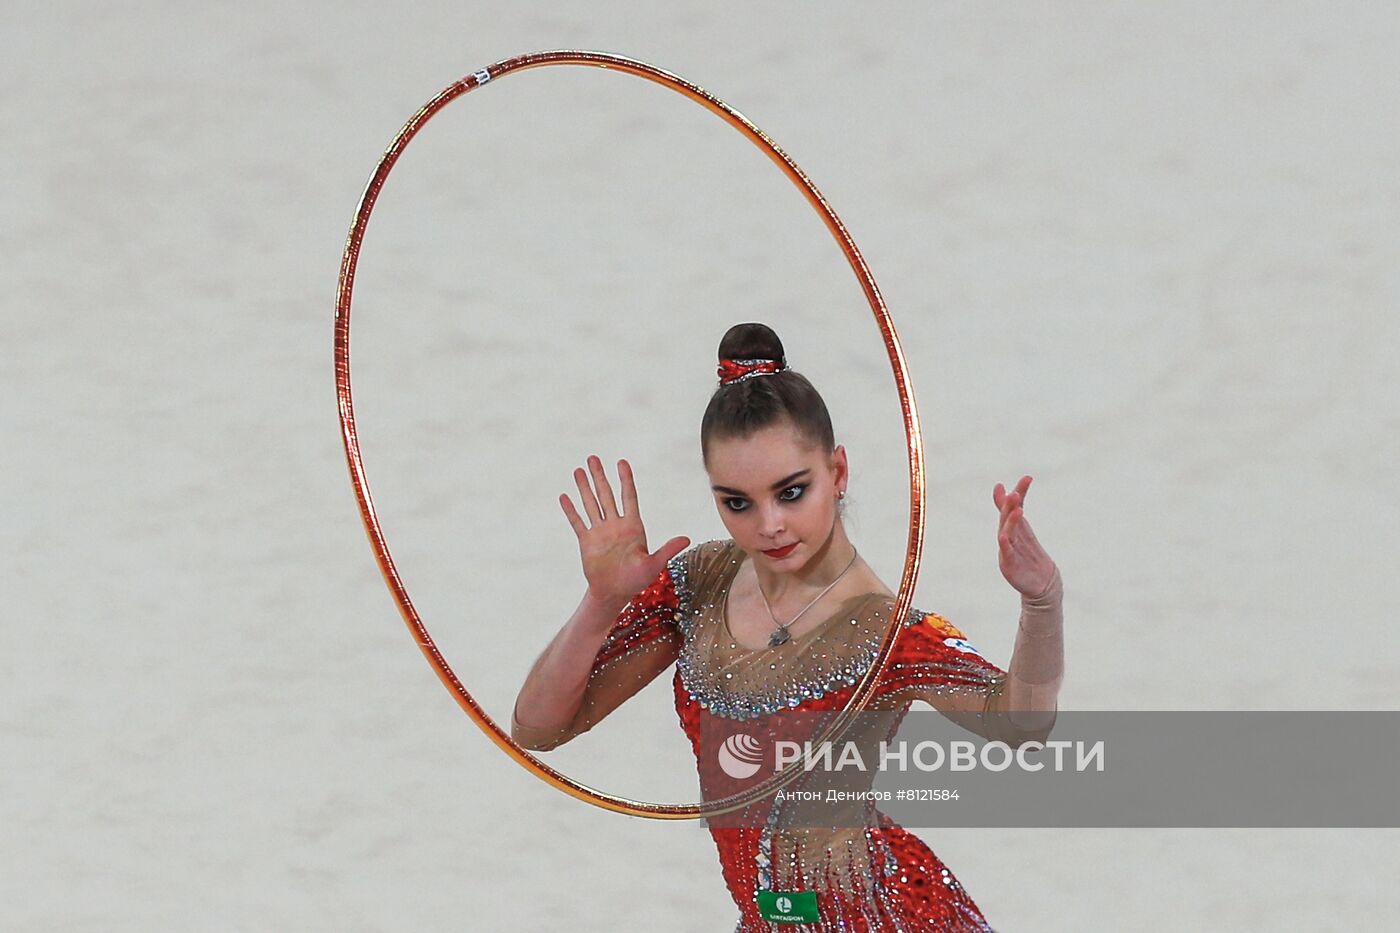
xmin=943 ymin=636 xmax=983 ymax=657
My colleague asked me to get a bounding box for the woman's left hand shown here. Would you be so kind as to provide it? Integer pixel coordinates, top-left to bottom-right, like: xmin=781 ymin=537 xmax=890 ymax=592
xmin=993 ymin=475 xmax=1058 ymax=599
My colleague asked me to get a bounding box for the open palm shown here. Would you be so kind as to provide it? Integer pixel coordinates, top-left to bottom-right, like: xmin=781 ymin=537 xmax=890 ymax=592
xmin=559 ymin=455 xmax=690 ymax=608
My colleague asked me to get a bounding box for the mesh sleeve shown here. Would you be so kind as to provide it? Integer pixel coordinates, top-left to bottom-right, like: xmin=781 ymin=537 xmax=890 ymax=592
xmin=511 ymin=559 xmax=686 ymax=751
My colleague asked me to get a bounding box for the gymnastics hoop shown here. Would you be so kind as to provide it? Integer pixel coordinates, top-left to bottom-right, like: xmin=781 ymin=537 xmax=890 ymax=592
xmin=333 ymin=49 xmax=929 ymax=821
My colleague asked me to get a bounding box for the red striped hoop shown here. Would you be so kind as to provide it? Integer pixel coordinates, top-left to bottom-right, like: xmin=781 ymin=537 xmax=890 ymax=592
xmin=333 ymin=49 xmax=928 ymax=820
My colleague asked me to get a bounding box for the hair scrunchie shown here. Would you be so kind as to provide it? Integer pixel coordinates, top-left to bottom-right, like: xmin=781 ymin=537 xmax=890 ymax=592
xmin=717 ymin=357 xmax=789 ymax=386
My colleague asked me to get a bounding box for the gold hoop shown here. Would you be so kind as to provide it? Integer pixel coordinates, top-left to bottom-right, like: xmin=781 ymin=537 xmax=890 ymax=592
xmin=333 ymin=49 xmax=928 ymax=820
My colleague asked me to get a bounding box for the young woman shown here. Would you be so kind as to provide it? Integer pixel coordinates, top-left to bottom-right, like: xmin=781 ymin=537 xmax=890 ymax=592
xmin=512 ymin=322 xmax=1065 ymax=931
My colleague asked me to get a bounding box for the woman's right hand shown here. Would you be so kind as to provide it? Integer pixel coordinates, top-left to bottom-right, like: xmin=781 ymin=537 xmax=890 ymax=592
xmin=559 ymin=455 xmax=690 ymax=612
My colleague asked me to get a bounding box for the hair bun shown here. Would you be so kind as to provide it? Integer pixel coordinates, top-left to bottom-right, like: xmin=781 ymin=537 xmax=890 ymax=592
xmin=702 ymin=321 xmax=834 ymax=463
xmin=717 ymin=322 xmax=785 ymax=364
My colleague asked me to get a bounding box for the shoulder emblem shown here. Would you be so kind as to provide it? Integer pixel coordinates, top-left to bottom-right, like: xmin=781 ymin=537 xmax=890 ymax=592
xmin=941 ymin=635 xmax=984 ymax=658
xmin=917 ymin=609 xmax=967 ymax=641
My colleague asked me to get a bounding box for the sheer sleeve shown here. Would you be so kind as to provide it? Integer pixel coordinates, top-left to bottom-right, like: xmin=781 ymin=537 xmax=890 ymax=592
xmin=510 ymin=553 xmax=691 ymax=752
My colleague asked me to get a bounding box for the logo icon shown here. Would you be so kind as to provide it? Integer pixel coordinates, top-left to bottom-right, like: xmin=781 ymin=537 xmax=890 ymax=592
xmin=776 ymin=896 xmax=792 ymax=912
xmin=717 ymin=732 xmax=764 ymax=779
xmin=944 ymin=636 xmax=983 ymax=657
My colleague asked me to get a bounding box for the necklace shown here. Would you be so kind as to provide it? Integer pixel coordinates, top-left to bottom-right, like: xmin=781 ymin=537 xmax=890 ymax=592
xmin=756 ymin=546 xmax=859 ymax=648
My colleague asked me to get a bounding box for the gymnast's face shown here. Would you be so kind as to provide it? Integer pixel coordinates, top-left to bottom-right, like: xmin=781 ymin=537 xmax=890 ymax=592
xmin=706 ymin=419 xmax=847 ymax=573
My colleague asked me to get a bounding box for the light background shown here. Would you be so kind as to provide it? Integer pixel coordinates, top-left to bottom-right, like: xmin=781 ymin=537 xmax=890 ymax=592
xmin=4 ymin=2 xmax=1397 ymax=930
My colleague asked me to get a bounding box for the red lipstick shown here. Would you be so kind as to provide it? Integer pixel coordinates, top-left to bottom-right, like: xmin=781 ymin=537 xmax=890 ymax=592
xmin=762 ymin=543 xmax=797 ymax=559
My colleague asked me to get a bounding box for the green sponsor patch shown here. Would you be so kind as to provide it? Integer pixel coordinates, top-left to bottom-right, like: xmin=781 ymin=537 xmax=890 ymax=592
xmin=756 ymin=890 xmax=819 ymax=923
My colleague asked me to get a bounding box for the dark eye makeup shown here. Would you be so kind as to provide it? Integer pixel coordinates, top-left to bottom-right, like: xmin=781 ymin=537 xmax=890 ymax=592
xmin=723 ymin=484 xmax=807 ymax=513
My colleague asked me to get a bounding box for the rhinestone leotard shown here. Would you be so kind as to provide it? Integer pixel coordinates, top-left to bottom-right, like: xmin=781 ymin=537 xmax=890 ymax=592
xmin=513 ymin=539 xmax=1057 ymax=931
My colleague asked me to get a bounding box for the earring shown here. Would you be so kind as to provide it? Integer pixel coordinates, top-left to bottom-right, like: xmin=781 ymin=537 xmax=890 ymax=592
xmin=837 ymin=490 xmax=846 ymax=500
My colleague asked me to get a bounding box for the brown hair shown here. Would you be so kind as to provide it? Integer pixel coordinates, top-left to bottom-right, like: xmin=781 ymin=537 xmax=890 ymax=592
xmin=700 ymin=322 xmax=835 ymax=467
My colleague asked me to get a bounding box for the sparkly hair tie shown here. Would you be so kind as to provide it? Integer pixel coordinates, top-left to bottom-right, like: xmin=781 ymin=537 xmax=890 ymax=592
xmin=717 ymin=357 xmax=790 ymax=386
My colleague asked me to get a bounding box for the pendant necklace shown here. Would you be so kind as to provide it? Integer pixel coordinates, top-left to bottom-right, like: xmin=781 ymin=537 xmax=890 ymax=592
xmin=757 ymin=547 xmax=859 ymax=648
